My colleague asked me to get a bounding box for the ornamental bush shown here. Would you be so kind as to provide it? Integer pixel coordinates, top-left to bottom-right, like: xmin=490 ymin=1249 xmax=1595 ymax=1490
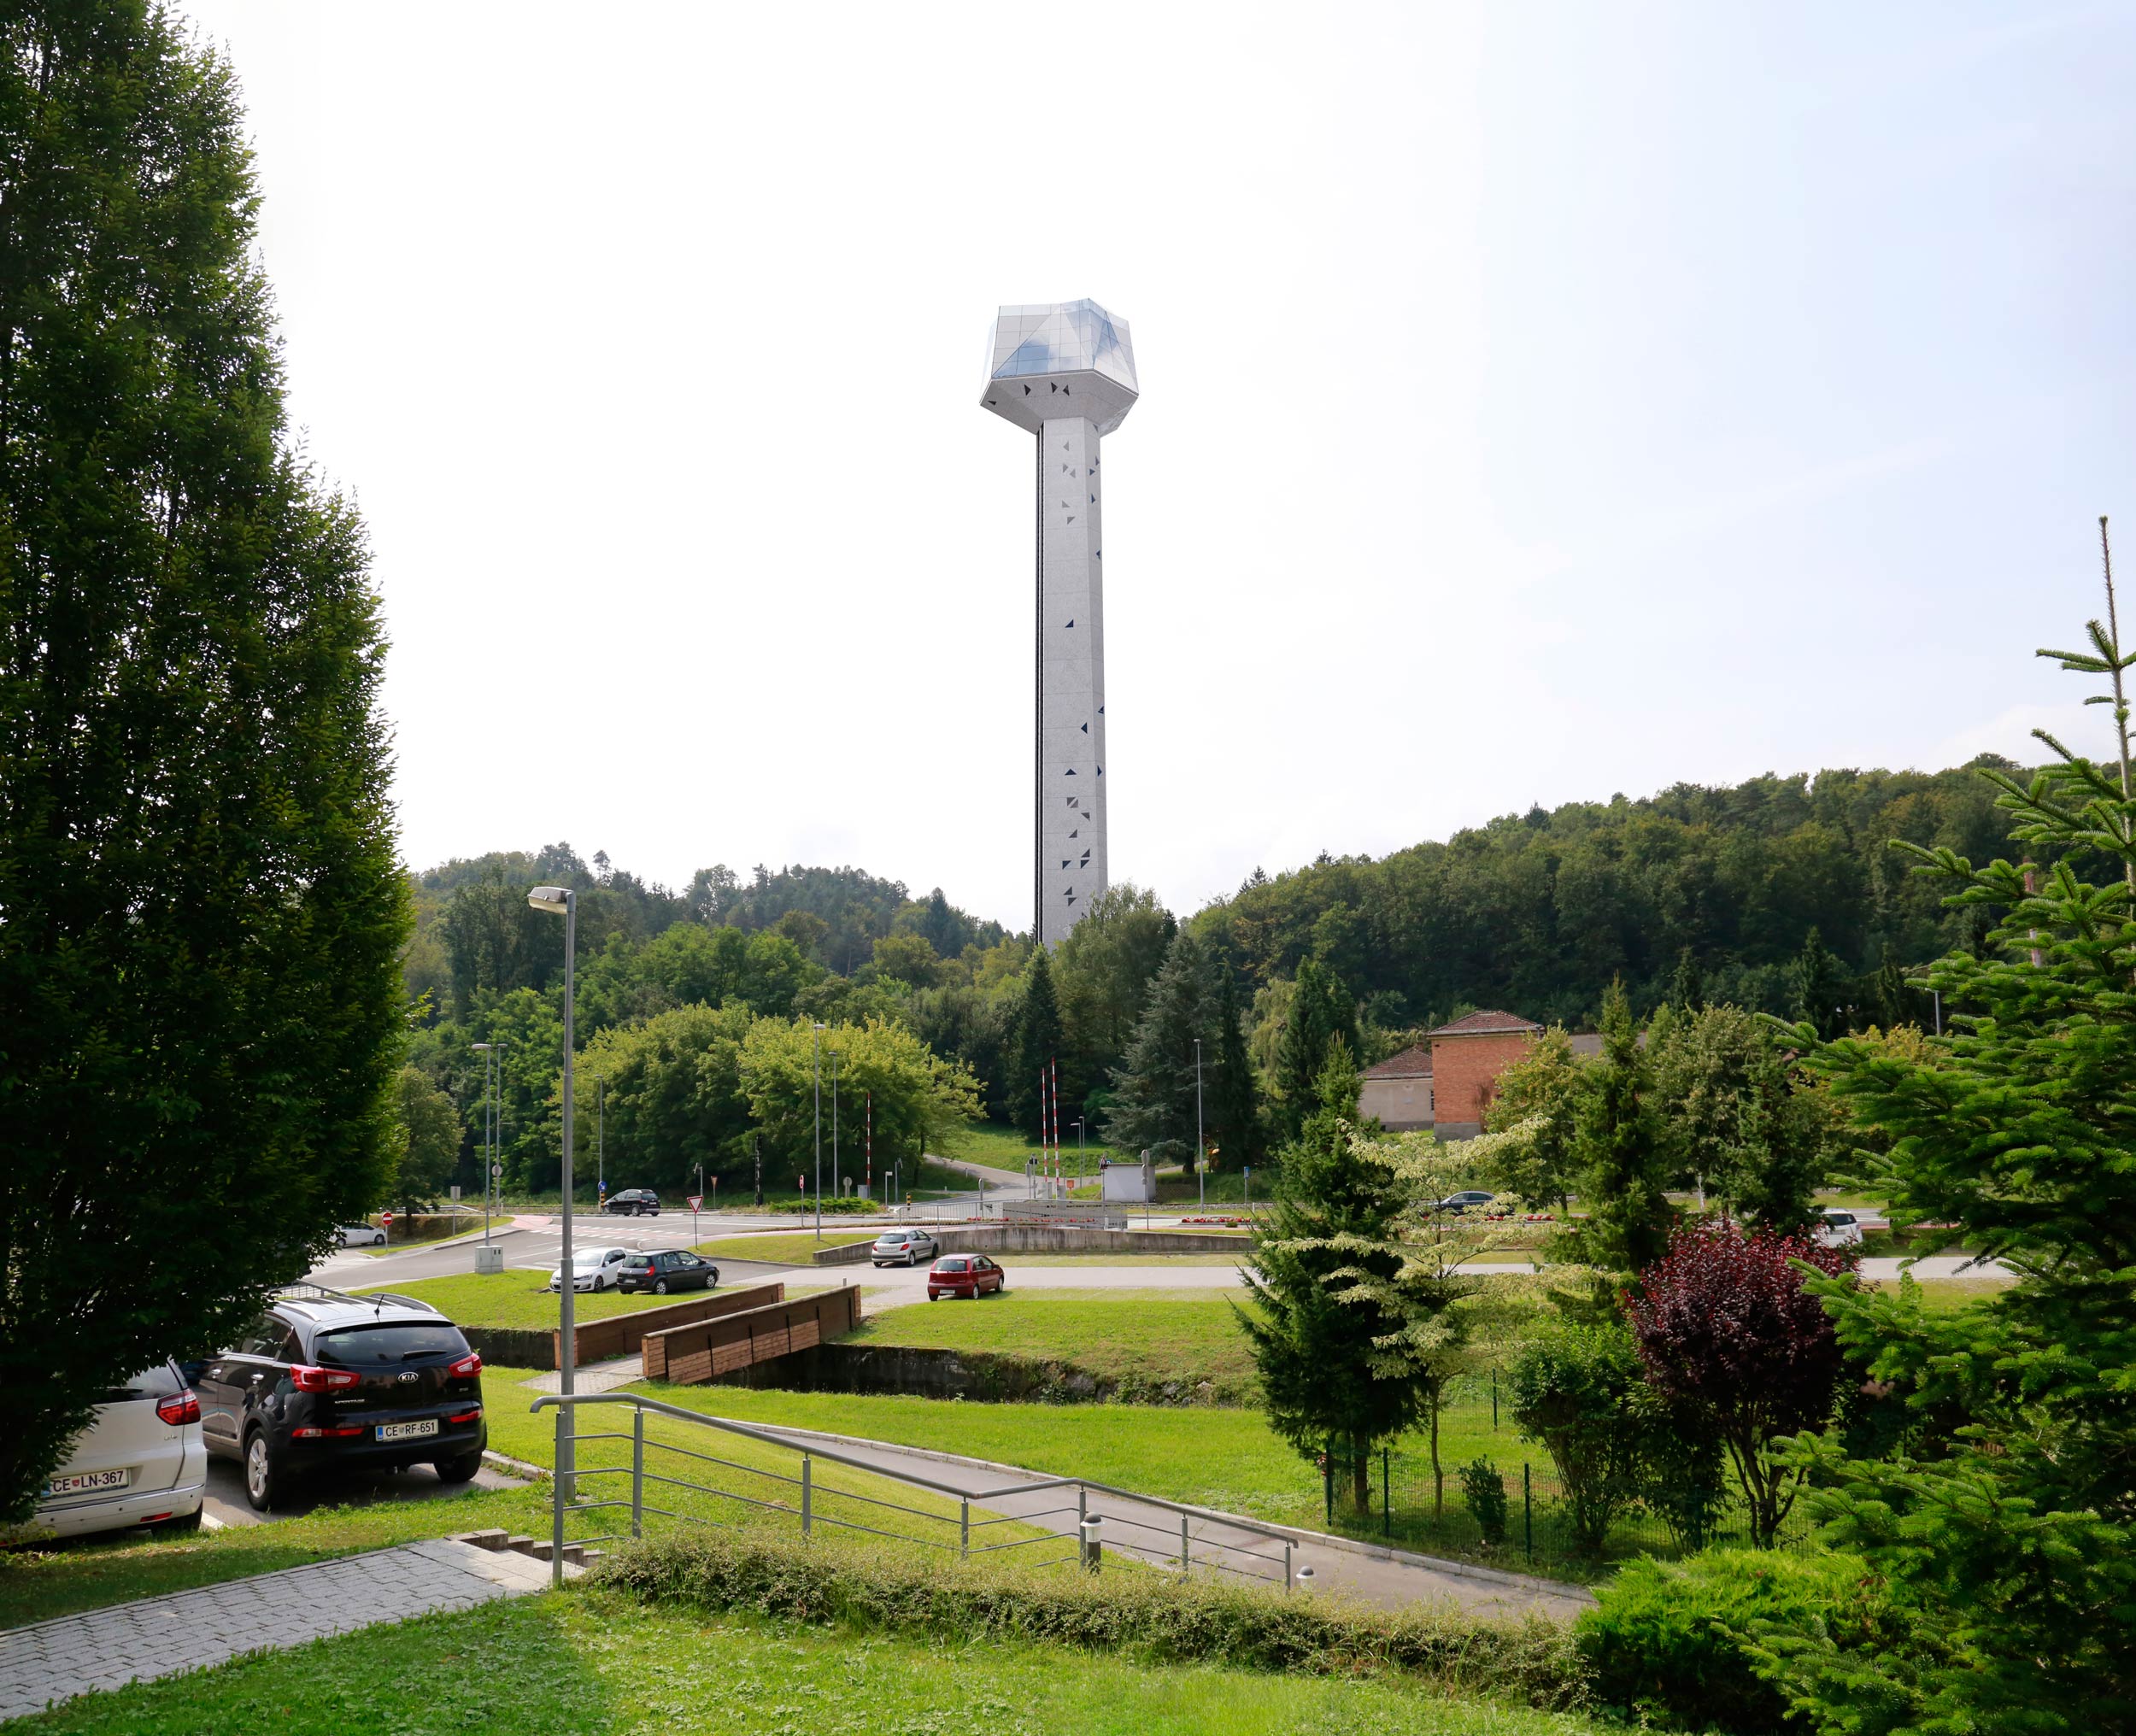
xmin=1459 ymin=1457 xmax=1509 ymax=1546
xmin=1625 ymin=1218 xmax=1852 ymax=1545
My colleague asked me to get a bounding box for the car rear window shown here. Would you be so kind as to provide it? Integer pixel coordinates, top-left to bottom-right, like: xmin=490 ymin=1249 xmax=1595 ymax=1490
xmin=1827 ymin=1212 xmax=1856 ymax=1226
xmin=99 ymin=1363 xmax=185 ymax=1404
xmin=938 ymin=1258 xmax=968 ymax=1272
xmin=314 ymin=1323 xmax=471 ymax=1366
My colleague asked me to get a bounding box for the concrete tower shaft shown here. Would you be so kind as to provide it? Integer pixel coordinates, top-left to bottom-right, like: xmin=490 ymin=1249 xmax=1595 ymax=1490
xmin=979 ymin=301 xmax=1137 ymax=947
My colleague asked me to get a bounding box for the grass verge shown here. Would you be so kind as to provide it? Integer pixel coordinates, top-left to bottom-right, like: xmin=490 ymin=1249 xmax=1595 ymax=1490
xmin=693 ymin=1229 xmax=877 ymax=1264
xmin=353 ymin=1270 xmax=732 ymax=1330
xmin=12 ymin=1584 xmax=1599 ymax=1735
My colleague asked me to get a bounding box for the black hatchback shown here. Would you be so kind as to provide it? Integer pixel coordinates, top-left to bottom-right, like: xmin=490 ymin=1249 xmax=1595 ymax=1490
xmin=191 ymin=1285 xmax=486 ymax=1511
xmin=603 ymin=1189 xmax=660 ymax=1216
xmin=615 ymin=1250 xmax=719 ymax=1294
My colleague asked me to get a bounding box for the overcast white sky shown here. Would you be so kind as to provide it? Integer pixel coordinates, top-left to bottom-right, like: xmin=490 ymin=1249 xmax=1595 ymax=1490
xmin=179 ymin=1 xmax=2136 ymax=931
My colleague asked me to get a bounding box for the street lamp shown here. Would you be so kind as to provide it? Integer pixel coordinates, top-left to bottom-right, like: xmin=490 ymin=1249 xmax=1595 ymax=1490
xmin=527 ymin=884 xmax=578 ymax=1513
xmin=811 ymin=1023 xmax=827 ymax=1240
xmin=1194 ymin=1036 xmax=1205 ymax=1212
xmin=472 ymin=1041 xmax=506 ymax=1246
xmin=830 ymin=1050 xmax=842 ymax=1200
xmin=1070 ymin=1118 xmax=1084 ymax=1185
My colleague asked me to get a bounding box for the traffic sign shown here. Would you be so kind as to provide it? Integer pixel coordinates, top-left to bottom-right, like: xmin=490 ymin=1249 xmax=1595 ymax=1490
xmin=490 ymin=1163 xmax=502 ymax=1178
xmin=381 ymin=1211 xmax=395 ymax=1227
xmin=687 ymin=1195 xmax=702 ymax=1212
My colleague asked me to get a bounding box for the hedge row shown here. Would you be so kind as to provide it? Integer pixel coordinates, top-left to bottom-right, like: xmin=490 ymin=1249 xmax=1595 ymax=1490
xmin=591 ymin=1528 xmax=1588 ymax=1711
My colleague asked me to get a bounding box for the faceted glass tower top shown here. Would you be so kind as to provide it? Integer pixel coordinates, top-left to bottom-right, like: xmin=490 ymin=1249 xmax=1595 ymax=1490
xmin=980 ymin=299 xmax=1138 ymax=436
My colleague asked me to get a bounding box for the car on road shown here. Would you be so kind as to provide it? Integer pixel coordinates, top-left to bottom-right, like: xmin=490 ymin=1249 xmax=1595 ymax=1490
xmin=547 ymin=1246 xmax=634 ymax=1292
xmin=871 ymin=1228 xmax=940 ymax=1268
xmin=336 ymin=1223 xmax=387 ymax=1247
xmin=24 ymin=1360 xmax=207 ymax=1540
xmin=927 ymin=1254 xmax=1006 ymax=1300
xmin=615 ymin=1250 xmax=719 ymax=1294
xmin=1435 ymin=1190 xmax=1496 ymax=1214
xmin=603 ymin=1189 xmax=661 ymax=1217
xmin=192 ymin=1285 xmax=485 ymax=1512
xmin=1816 ymin=1208 xmax=1865 ymax=1249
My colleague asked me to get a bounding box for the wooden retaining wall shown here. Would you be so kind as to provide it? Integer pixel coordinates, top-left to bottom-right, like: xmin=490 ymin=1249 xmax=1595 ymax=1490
xmin=643 ymin=1284 xmax=865 ymax=1385
xmin=563 ymin=1281 xmax=787 ymax=1367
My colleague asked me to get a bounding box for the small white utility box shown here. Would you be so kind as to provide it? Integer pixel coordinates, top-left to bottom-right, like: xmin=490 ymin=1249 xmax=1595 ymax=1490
xmin=472 ymin=1244 xmax=505 ymax=1275
xmin=1100 ymin=1152 xmax=1157 ymax=1205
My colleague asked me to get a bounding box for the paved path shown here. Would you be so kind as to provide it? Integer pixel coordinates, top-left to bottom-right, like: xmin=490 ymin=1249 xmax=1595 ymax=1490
xmin=0 ymin=1538 xmax=559 ymax=1722
xmin=748 ymin=1422 xmax=1592 ymax=1622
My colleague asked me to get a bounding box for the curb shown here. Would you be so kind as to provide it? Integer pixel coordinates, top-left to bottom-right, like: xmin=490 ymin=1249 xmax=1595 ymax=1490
xmin=367 ymin=1224 xmax=525 ymax=1257
xmin=739 ymin=1419 xmax=1593 ymax=1606
xmin=483 ymin=1449 xmax=547 ymax=1481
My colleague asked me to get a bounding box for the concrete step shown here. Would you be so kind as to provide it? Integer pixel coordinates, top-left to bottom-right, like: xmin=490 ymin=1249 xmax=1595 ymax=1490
xmin=454 ymin=1528 xmax=511 ymax=1552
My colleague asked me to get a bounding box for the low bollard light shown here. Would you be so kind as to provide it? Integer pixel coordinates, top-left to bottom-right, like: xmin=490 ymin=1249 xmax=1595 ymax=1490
xmin=1294 ymin=1563 xmax=1316 ymax=1592
xmin=1080 ymin=1514 xmax=1104 ymax=1572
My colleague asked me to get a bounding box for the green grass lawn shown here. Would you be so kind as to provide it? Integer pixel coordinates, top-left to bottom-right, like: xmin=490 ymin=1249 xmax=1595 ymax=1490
xmin=947 ymin=1120 xmax=1120 ymax=1180
xmin=693 ymin=1229 xmax=877 ymax=1264
xmin=354 ymin=1270 xmax=726 ymax=1330
xmin=11 ymin=1587 xmax=1598 ymax=1736
xmin=852 ymin=1288 xmax=1262 ymax=1400
xmin=1005 ymin=1252 xmax=1247 ymax=1266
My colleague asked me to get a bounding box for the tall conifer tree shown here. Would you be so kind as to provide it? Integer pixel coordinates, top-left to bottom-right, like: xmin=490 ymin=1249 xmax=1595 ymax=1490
xmin=0 ymin=5 xmax=408 ymax=1518
xmin=1006 ymin=946 xmax=1063 ymax=1141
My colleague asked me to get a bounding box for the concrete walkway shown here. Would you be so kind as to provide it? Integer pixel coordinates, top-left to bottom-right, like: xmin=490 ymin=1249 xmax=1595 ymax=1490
xmin=0 ymin=1538 xmax=560 ymax=1722
xmin=747 ymin=1420 xmax=1592 ymax=1622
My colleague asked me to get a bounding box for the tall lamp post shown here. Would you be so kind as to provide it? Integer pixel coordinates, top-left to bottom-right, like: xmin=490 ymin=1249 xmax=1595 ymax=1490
xmin=811 ymin=1023 xmax=827 ymax=1240
xmin=527 ymin=884 xmax=578 ymax=1517
xmin=472 ymin=1041 xmax=504 ymax=1246
xmin=1194 ymin=1036 xmax=1205 ymax=1213
xmin=1070 ymin=1118 xmax=1084 ymax=1186
xmin=830 ymin=1050 xmax=842 ymax=1199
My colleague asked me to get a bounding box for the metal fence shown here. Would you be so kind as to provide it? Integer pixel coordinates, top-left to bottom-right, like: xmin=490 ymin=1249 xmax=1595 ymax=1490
xmin=529 ymin=1391 xmax=1300 ymax=1593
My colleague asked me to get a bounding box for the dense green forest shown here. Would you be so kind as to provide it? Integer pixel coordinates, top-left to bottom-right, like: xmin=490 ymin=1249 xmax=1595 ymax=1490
xmin=396 ymin=756 xmax=2027 ymax=1202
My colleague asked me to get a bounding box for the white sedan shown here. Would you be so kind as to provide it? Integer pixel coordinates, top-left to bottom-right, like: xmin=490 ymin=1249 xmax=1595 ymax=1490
xmin=1816 ymin=1209 xmax=1865 ymax=1249
xmin=547 ymin=1246 xmax=633 ymax=1292
xmin=23 ymin=1361 xmax=207 ymax=1541
xmin=337 ymin=1223 xmax=387 ymax=1247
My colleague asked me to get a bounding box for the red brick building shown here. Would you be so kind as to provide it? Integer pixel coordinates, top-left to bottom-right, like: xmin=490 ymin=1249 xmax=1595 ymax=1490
xmin=1356 ymin=1009 xmax=1546 ymax=1140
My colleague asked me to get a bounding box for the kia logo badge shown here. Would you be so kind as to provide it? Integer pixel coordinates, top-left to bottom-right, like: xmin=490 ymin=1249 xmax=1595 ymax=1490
xmin=396 ymin=1371 xmax=418 ymax=1384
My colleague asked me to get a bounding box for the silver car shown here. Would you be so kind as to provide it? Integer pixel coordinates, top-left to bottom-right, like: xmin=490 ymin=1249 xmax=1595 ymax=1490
xmin=547 ymin=1246 xmax=633 ymax=1292
xmin=337 ymin=1223 xmax=387 ymax=1247
xmin=26 ymin=1361 xmax=208 ymax=1540
xmin=871 ymin=1228 xmax=940 ymax=1268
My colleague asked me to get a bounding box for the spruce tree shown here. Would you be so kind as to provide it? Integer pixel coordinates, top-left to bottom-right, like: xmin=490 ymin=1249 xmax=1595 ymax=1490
xmin=1758 ymin=554 xmax=2136 ymax=1729
xmin=1793 ymin=926 xmax=1850 ymax=1041
xmin=1575 ymin=981 xmax=1674 ymax=1276
xmin=1238 ymin=1046 xmax=1422 ymax=1510
xmin=1273 ymin=959 xmax=1360 ymax=1140
xmin=1102 ymin=931 xmax=1212 ymax=1165
xmin=0 ymin=5 xmax=408 ymax=1519
xmin=1006 ymin=946 xmax=1063 ymax=1141
xmin=1208 ymin=966 xmax=1265 ymax=1169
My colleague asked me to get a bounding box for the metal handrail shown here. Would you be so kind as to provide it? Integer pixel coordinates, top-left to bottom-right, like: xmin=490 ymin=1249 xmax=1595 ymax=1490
xmin=529 ymin=1389 xmax=1298 ymax=1591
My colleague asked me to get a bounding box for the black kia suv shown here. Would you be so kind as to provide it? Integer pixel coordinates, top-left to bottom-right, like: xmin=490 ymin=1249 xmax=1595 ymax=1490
xmin=603 ymin=1188 xmax=660 ymax=1216
xmin=191 ymin=1284 xmax=487 ymax=1511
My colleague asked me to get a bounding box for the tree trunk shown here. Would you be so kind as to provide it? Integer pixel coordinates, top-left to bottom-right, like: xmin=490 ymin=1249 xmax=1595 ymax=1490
xmin=1352 ymin=1440 xmax=1371 ymax=1514
xmin=1431 ymin=1392 xmax=1443 ymax=1520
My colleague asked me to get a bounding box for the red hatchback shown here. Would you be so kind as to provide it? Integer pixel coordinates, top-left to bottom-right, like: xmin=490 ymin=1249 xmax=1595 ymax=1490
xmin=927 ymin=1255 xmax=1006 ymax=1301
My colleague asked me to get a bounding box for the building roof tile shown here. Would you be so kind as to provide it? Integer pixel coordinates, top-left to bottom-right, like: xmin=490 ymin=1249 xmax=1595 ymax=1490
xmin=1360 ymin=1042 xmax=1434 ymax=1079
xmin=1428 ymin=1009 xmax=1543 ymax=1037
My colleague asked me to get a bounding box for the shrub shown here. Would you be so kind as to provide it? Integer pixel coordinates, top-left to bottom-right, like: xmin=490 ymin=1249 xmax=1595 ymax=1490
xmin=1506 ymin=1323 xmax=1650 ymax=1554
xmin=594 ymin=1526 xmax=1587 ymax=1710
xmin=1576 ymin=1546 xmax=1880 ymax=1732
xmin=1459 ymin=1458 xmax=1509 ymax=1546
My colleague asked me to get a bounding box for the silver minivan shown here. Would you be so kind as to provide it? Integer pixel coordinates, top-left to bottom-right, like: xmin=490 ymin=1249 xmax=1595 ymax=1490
xmin=28 ymin=1360 xmax=208 ymax=1540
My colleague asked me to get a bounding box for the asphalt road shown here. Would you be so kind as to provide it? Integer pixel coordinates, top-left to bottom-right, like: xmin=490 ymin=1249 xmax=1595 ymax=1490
xmin=200 ymin=1450 xmax=526 ymax=1529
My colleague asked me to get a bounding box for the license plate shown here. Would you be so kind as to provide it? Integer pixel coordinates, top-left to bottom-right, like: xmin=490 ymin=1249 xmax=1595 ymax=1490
xmin=375 ymin=1419 xmax=439 ymax=1442
xmin=47 ymin=1467 xmax=131 ymax=1496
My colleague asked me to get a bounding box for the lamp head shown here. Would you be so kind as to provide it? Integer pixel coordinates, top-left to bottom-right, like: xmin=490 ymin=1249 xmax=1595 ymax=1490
xmin=528 ymin=885 xmax=572 ymax=915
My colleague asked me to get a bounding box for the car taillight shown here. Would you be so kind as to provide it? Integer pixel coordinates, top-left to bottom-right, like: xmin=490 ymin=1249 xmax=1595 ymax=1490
xmin=448 ymin=1352 xmax=482 ymax=1380
xmin=447 ymin=1407 xmax=483 ymax=1424
xmin=291 ymin=1425 xmax=365 ymax=1439
xmin=290 ymin=1364 xmax=361 ymax=1393
xmin=156 ymin=1390 xmax=201 ymax=1426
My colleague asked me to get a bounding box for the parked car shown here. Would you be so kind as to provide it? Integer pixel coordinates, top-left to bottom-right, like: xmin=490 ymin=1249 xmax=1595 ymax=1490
xmin=337 ymin=1223 xmax=387 ymax=1247
xmin=615 ymin=1250 xmax=719 ymax=1294
xmin=25 ymin=1360 xmax=206 ymax=1540
xmin=927 ymin=1254 xmax=1006 ymax=1300
xmin=1435 ymin=1190 xmax=1496 ymax=1214
xmin=548 ymin=1246 xmax=634 ymax=1292
xmin=871 ymin=1228 xmax=941 ymax=1268
xmin=1816 ymin=1209 xmax=1865 ymax=1249
xmin=192 ymin=1285 xmax=484 ymax=1512
xmin=603 ymin=1189 xmax=660 ymax=1217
